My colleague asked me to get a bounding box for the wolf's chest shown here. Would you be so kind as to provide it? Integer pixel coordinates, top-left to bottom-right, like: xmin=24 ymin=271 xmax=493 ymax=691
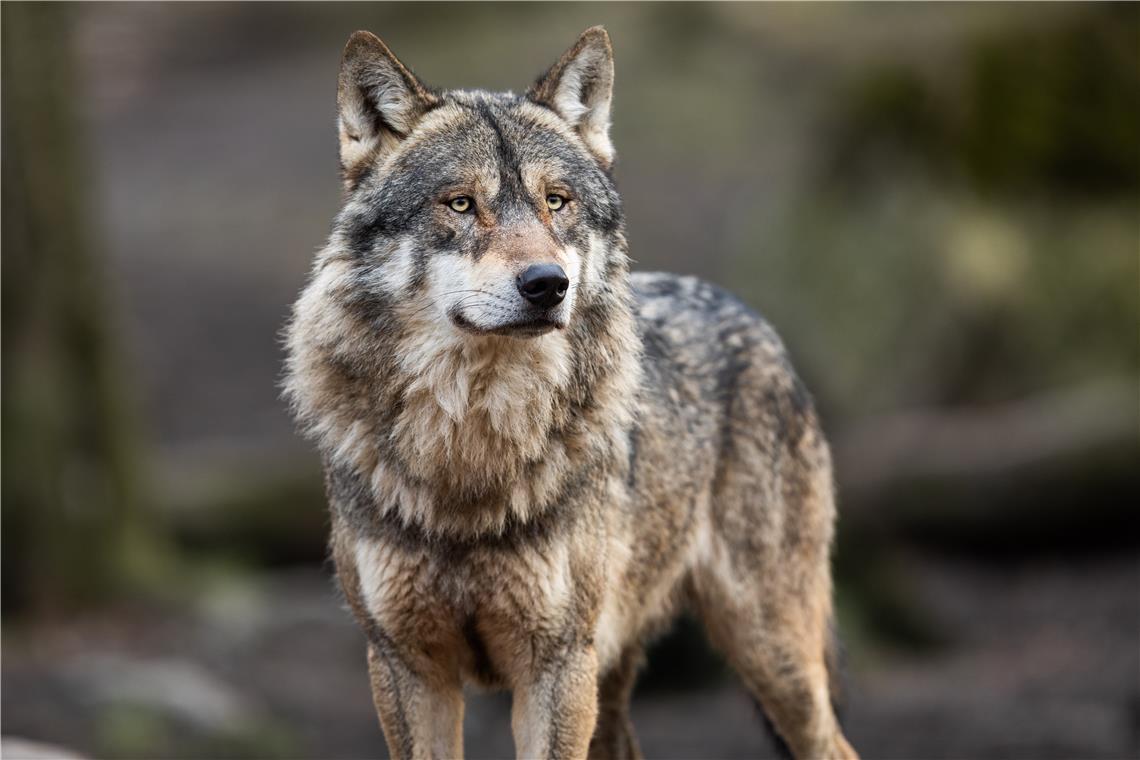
xmin=352 ymin=534 xmax=578 ymax=684
xmin=389 ymin=326 xmax=574 ymax=482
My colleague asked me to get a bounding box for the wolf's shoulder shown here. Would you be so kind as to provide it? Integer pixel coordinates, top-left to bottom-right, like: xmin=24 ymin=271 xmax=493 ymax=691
xmin=630 ymin=271 xmax=760 ymax=318
xmin=629 ymin=271 xmax=785 ymax=354
xmin=628 ymin=271 xmax=808 ymax=409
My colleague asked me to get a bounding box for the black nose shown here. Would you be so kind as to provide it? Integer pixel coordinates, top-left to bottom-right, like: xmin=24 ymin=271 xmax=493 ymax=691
xmin=516 ymin=264 xmax=569 ymax=308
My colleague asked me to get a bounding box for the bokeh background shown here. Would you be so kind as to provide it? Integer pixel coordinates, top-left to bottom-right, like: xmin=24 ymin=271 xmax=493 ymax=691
xmin=3 ymin=3 xmax=1138 ymax=758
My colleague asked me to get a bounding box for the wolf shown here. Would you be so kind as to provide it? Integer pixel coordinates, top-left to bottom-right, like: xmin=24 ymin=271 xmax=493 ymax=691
xmin=284 ymin=26 xmax=857 ymax=760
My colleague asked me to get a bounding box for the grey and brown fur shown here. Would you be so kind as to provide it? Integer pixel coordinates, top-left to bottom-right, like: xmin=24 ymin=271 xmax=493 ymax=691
xmin=284 ymin=26 xmax=858 ymax=760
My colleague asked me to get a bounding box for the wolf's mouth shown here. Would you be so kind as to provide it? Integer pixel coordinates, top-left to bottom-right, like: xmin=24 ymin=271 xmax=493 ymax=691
xmin=450 ymin=311 xmax=563 ymax=338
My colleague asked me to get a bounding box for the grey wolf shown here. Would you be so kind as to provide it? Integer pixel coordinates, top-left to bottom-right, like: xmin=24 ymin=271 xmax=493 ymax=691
xmin=284 ymin=26 xmax=857 ymax=760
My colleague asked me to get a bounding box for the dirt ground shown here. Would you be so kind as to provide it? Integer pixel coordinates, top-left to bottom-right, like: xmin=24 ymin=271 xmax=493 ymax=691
xmin=4 ymin=554 xmax=1136 ymax=759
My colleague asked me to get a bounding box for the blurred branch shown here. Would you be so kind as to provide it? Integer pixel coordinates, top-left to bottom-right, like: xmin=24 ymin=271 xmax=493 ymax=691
xmin=834 ymin=376 xmax=1137 ymax=496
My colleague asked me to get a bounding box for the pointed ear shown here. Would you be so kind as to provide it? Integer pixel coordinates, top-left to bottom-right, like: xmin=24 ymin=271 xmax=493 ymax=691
xmin=528 ymin=26 xmax=615 ymax=167
xmin=337 ymin=31 xmax=436 ymax=185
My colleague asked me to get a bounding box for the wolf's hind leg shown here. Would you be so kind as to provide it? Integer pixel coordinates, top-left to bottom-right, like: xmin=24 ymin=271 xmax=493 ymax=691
xmin=693 ymin=571 xmax=855 ymax=760
xmin=588 ymin=645 xmax=644 ymax=760
xmin=693 ymin=420 xmax=857 ymax=759
xmin=689 ymin=363 xmax=858 ymax=759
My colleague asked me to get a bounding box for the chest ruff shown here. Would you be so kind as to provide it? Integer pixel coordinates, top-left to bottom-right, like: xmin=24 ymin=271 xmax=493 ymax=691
xmin=348 ymin=517 xmax=589 ymax=689
xmin=289 ymin=254 xmax=643 ymax=685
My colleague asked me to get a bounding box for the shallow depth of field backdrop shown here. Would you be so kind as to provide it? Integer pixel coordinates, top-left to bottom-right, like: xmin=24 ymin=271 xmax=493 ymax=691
xmin=3 ymin=3 xmax=1138 ymax=758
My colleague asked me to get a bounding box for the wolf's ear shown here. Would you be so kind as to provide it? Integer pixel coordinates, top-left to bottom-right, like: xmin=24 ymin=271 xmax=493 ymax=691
xmin=337 ymin=31 xmax=436 ymax=184
xmin=528 ymin=26 xmax=615 ymax=167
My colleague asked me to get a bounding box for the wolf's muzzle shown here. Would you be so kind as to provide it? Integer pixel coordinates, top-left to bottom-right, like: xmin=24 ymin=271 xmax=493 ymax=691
xmin=517 ymin=264 xmax=569 ymax=309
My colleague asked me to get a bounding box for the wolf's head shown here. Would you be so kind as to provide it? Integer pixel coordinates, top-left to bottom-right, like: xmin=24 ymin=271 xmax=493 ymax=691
xmin=287 ymin=28 xmax=638 ymax=529
xmin=332 ymin=26 xmax=624 ymax=338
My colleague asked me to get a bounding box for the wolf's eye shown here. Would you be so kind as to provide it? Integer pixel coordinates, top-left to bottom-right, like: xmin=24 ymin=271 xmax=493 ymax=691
xmin=546 ymin=194 xmax=567 ymax=212
xmin=448 ymin=197 xmax=473 ymax=213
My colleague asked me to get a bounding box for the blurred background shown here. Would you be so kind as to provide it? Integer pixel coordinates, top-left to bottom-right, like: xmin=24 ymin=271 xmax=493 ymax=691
xmin=3 ymin=3 xmax=1137 ymax=758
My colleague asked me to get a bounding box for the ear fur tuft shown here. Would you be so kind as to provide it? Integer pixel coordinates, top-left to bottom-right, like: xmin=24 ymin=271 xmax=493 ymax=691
xmin=337 ymin=31 xmax=436 ymax=186
xmin=528 ymin=26 xmax=616 ymax=167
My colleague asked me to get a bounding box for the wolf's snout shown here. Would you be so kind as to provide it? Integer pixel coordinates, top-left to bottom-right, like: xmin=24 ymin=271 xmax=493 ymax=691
xmin=517 ymin=264 xmax=569 ymax=308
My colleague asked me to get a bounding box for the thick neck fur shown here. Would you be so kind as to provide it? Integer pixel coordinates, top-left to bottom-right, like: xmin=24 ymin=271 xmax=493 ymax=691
xmin=285 ymin=242 xmax=640 ymax=539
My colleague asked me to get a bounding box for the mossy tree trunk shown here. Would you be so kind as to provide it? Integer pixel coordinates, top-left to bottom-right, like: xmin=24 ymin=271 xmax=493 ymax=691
xmin=2 ymin=3 xmax=155 ymax=614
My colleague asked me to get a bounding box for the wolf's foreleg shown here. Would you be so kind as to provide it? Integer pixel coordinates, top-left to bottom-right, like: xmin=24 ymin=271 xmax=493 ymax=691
xmin=587 ymin=645 xmax=643 ymax=760
xmin=511 ymin=642 xmax=599 ymax=759
xmin=366 ymin=642 xmax=464 ymax=760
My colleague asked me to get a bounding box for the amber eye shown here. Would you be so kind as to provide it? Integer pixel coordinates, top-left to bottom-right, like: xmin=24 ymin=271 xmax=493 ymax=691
xmin=546 ymin=194 xmax=566 ymax=212
xmin=448 ymin=196 xmax=472 ymax=213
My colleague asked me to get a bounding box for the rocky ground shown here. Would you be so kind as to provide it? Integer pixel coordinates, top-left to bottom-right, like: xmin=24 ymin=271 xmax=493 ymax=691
xmin=4 ymin=554 xmax=1137 ymax=759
